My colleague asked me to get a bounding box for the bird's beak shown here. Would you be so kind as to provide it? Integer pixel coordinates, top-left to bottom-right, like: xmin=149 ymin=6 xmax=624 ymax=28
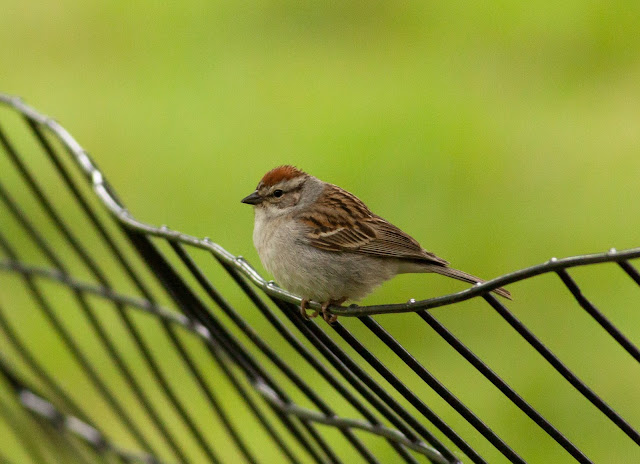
xmin=241 ymin=191 xmax=262 ymax=205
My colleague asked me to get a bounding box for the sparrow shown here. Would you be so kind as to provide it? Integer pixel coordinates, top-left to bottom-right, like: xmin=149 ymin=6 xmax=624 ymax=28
xmin=242 ymin=165 xmax=510 ymax=323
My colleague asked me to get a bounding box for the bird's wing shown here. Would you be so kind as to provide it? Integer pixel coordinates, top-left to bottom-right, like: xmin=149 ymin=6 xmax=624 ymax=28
xmin=297 ymin=185 xmax=448 ymax=266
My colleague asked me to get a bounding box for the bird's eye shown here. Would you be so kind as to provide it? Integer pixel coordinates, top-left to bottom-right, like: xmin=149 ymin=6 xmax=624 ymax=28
xmin=273 ymin=189 xmax=284 ymax=198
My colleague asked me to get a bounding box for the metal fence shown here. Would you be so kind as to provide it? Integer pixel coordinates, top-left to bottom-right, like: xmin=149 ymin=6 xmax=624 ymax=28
xmin=0 ymin=94 xmax=639 ymax=463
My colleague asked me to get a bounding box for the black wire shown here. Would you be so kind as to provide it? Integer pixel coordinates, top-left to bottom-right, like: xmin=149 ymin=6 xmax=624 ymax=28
xmin=0 ymin=180 xmax=189 ymax=462
xmin=359 ymin=316 xmax=525 ymax=463
xmin=416 ymin=310 xmax=592 ymax=463
xmin=484 ymin=293 xmax=640 ymax=446
xmin=3 ymin=94 xmax=640 ymax=464
xmin=0 ymin=390 xmax=48 ymax=464
xmin=619 ymin=261 xmax=640 ymax=285
xmin=557 ymin=269 xmax=640 ymax=363
xmin=0 ymin=232 xmax=157 ymax=456
xmin=332 ymin=321 xmax=480 ymax=464
xmin=24 ymin=119 xmax=225 ymax=463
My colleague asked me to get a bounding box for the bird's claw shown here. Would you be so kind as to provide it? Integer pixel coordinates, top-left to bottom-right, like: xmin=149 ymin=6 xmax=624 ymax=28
xmin=321 ymin=301 xmax=338 ymax=324
xmin=300 ymin=299 xmax=319 ymax=320
xmin=300 ymin=298 xmax=346 ymax=324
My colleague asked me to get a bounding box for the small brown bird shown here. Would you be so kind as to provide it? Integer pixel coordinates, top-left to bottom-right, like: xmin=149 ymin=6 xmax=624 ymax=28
xmin=242 ymin=165 xmax=511 ymax=323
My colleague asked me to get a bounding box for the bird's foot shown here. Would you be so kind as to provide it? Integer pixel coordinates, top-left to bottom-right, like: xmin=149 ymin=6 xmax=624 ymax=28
xmin=300 ymin=299 xmax=318 ymax=320
xmin=321 ymin=297 xmax=347 ymax=325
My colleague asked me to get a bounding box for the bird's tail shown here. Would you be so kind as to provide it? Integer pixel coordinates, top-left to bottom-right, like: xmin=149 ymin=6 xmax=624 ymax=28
xmin=421 ymin=264 xmax=512 ymax=300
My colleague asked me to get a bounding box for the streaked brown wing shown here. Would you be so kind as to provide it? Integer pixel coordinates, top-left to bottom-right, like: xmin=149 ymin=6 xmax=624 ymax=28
xmin=298 ymin=185 xmax=448 ymax=266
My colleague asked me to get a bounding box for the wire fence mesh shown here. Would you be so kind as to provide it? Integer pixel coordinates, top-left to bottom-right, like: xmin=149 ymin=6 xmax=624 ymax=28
xmin=0 ymin=94 xmax=639 ymax=463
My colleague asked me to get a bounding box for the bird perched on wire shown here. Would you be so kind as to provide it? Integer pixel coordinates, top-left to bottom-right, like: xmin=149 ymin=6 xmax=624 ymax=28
xmin=242 ymin=165 xmax=511 ymax=323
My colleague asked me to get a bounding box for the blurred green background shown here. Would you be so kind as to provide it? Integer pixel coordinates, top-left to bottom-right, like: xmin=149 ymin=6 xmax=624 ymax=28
xmin=2 ymin=1 xmax=640 ymax=463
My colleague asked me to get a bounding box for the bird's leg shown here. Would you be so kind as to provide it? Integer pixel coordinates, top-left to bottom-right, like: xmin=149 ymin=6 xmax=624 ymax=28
xmin=300 ymin=299 xmax=319 ymax=320
xmin=321 ymin=297 xmax=347 ymax=324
